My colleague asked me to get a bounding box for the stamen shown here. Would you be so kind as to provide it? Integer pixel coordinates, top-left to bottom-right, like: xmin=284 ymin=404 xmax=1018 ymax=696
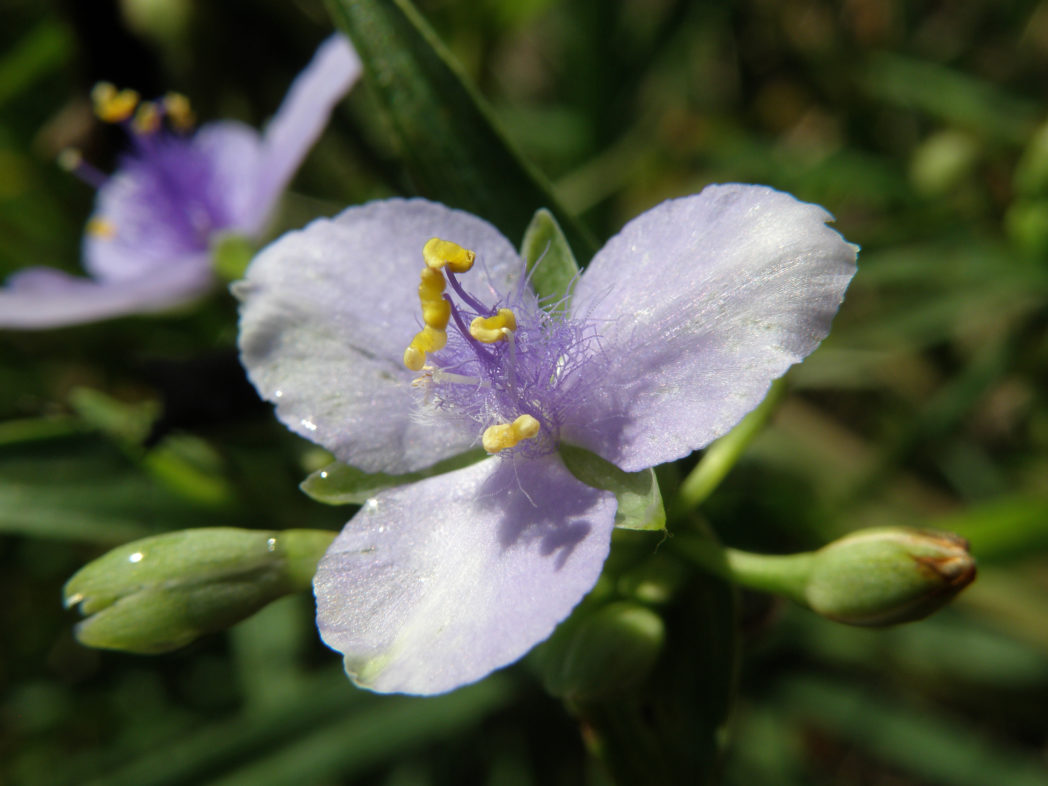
xmin=445 ymin=269 xmax=490 ymax=315
xmin=92 ymin=82 xmax=140 ymax=123
xmin=482 ymin=414 xmax=540 ymax=453
xmin=133 ymin=101 xmax=162 ymax=134
xmin=86 ymin=216 xmax=117 ymax=239
xmin=163 ymin=92 xmax=195 ymax=131
xmin=404 ymin=268 xmax=451 ymax=371
xmin=57 ymin=148 xmax=108 ymax=189
xmin=469 ymin=308 xmax=517 ymax=343
xmin=423 ymin=238 xmax=475 ymax=273
xmin=56 ymin=148 xmax=82 ymax=172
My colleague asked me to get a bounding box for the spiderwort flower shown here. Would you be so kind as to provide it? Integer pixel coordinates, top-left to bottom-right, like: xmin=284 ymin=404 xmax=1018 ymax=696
xmin=236 ymin=187 xmax=857 ymax=695
xmin=0 ymin=35 xmax=361 ymax=329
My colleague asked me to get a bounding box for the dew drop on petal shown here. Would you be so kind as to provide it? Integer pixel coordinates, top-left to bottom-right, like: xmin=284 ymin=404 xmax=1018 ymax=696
xmin=301 ymin=418 xmax=318 ymax=432
xmin=364 ymin=498 xmax=379 ymax=513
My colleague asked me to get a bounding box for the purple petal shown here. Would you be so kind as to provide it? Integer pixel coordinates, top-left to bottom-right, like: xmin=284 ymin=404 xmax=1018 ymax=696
xmin=236 ymin=198 xmax=525 ymax=473
xmin=83 ymin=124 xmax=260 ymax=282
xmin=314 ymin=453 xmax=617 ymax=695
xmin=247 ymin=34 xmax=362 ymax=234
xmin=0 ymin=262 xmax=213 ymax=329
xmin=567 ymin=184 xmax=857 ymax=472
xmin=191 ymin=121 xmax=267 ymax=235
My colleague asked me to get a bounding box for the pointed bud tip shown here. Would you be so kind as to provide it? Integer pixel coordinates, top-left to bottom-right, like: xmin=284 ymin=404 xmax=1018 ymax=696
xmin=805 ymin=527 xmax=976 ymax=627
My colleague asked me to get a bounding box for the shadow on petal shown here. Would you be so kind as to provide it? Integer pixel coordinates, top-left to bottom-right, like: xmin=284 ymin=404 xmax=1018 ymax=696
xmin=480 ymin=454 xmax=597 ymax=570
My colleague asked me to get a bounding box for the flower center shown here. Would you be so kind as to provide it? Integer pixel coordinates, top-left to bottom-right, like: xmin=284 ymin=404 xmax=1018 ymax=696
xmin=61 ymin=84 xmax=229 ymax=260
xmin=403 ymin=238 xmax=592 ymax=457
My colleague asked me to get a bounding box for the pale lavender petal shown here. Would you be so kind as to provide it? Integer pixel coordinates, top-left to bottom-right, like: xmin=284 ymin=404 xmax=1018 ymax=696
xmin=247 ymin=34 xmax=362 ymax=234
xmin=236 ymin=198 xmax=526 ymax=474
xmin=314 ymin=453 xmax=617 ymax=695
xmin=0 ymin=261 xmax=213 ymax=329
xmin=190 ymin=121 xmax=266 ymax=235
xmin=83 ymin=127 xmax=251 ymax=281
xmin=567 ymin=184 xmax=857 ymax=471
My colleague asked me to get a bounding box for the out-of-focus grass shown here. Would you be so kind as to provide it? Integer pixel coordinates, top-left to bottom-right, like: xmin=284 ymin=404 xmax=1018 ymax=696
xmin=1 ymin=0 xmax=1047 ymax=784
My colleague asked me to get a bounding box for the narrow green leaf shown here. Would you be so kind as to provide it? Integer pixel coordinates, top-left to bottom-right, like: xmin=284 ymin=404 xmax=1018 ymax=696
xmin=0 ymin=20 xmax=73 ymax=109
xmin=520 ymin=208 xmax=580 ymax=311
xmin=67 ymin=386 xmax=158 ymax=445
xmin=301 ymin=449 xmax=487 ymax=505
xmin=777 ymin=675 xmax=1048 ymax=786
xmin=326 ymin=0 xmax=596 ymax=259
xmin=0 ymin=436 xmax=232 ymax=543
xmin=560 ymin=443 xmax=665 ymax=531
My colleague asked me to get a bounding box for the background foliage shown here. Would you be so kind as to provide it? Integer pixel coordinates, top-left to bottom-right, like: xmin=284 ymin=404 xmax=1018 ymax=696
xmin=2 ymin=0 xmax=1048 ymax=784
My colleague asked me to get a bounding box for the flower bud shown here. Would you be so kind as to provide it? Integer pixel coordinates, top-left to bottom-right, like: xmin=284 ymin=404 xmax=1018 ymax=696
xmin=535 ymin=601 xmax=665 ymax=702
xmin=804 ymin=528 xmax=976 ymax=626
xmin=64 ymin=527 xmax=335 ymax=653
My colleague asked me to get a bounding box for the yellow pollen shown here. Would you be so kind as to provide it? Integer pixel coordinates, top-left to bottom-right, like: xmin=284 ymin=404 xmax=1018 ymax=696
xmin=92 ymin=82 xmax=140 ymax=123
xmin=421 ymin=299 xmax=451 ymax=331
xmin=418 ymin=267 xmax=445 ymax=301
xmin=403 ymin=346 xmax=426 ymax=372
xmin=163 ymin=92 xmax=195 ymax=130
xmin=86 ymin=216 xmax=116 ymax=239
xmin=482 ymin=414 xmax=541 ymax=453
xmin=133 ymin=102 xmax=162 ymax=134
xmin=404 ymin=265 xmax=453 ymax=370
xmin=57 ymin=148 xmax=82 ymax=172
xmin=423 ymin=237 xmax=475 ymax=273
xmin=470 ymin=308 xmax=517 ymax=343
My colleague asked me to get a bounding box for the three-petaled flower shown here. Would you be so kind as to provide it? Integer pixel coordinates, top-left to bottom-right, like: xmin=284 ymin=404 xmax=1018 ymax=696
xmin=236 ymin=187 xmax=857 ymax=695
xmin=0 ymin=35 xmax=360 ymax=329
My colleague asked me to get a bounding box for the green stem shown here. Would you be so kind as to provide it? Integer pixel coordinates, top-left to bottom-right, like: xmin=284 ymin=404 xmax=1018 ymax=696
xmin=673 ymin=534 xmax=813 ymax=606
xmin=674 ymin=379 xmax=787 ymax=513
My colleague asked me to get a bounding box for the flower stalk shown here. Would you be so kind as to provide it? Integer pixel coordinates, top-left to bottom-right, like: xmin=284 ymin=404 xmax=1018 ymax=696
xmin=675 ymin=527 xmax=976 ymax=626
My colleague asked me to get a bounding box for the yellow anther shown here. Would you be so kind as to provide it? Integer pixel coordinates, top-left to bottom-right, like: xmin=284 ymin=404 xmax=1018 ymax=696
xmin=421 ymin=299 xmax=451 ymax=331
xmin=86 ymin=216 xmax=116 ymax=239
xmin=405 ymin=267 xmax=453 ymax=370
xmin=163 ymin=92 xmax=195 ymax=130
xmin=414 ymin=325 xmax=447 ymax=353
xmin=418 ymin=267 xmax=446 ymax=302
xmin=57 ymin=148 xmax=82 ymax=172
xmin=404 ymin=325 xmax=447 ymax=370
xmin=423 ymin=237 xmax=475 ymax=273
xmin=92 ymin=82 xmax=139 ymax=123
xmin=133 ymin=102 xmax=161 ymax=134
xmin=470 ymin=308 xmax=517 ymax=343
xmin=482 ymin=414 xmax=541 ymax=453
xmin=404 ymin=346 xmax=426 ymax=372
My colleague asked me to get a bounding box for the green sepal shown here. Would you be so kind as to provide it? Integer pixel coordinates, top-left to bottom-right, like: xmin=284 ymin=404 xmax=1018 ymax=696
xmin=325 ymin=0 xmax=595 ymax=260
xmin=64 ymin=527 xmax=336 ymax=653
xmin=211 ymin=233 xmax=256 ymax=282
xmin=560 ymin=444 xmax=665 ymax=531
xmin=301 ymin=449 xmax=488 ymax=506
xmin=520 ymin=208 xmax=580 ymax=313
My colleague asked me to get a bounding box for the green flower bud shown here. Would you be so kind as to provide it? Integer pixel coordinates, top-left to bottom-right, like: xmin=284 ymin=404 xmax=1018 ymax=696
xmin=535 ymin=601 xmax=665 ymax=702
xmin=909 ymin=130 xmax=979 ymax=197
xmin=64 ymin=527 xmax=335 ymax=653
xmin=804 ymin=528 xmax=976 ymax=626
